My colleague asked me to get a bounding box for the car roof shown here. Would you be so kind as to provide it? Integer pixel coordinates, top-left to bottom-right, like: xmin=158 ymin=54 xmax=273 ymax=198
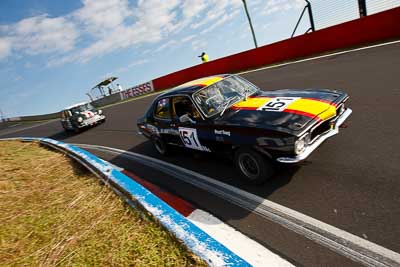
xmin=158 ymin=74 xmax=231 ymax=98
xmin=63 ymin=102 xmax=89 ymax=110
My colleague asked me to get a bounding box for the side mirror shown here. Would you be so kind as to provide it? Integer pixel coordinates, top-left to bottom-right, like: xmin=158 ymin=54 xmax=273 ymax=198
xmin=179 ymin=114 xmax=195 ymax=124
xmin=98 ymin=109 xmax=103 ymax=115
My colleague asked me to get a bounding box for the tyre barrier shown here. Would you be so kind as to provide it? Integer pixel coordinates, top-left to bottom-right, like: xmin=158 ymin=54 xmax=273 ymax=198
xmin=0 ymin=137 xmax=250 ymax=267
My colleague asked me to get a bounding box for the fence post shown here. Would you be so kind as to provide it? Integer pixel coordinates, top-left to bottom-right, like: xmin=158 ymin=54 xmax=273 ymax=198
xmin=305 ymin=0 xmax=316 ymax=32
xmin=358 ymin=0 xmax=367 ymax=17
xmin=242 ymin=0 xmax=258 ymax=48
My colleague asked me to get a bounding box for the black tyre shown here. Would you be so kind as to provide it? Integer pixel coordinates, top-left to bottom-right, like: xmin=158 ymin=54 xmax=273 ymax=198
xmin=234 ymin=147 xmax=274 ymax=184
xmin=62 ymin=123 xmax=71 ymax=132
xmin=152 ymin=137 xmax=169 ymax=156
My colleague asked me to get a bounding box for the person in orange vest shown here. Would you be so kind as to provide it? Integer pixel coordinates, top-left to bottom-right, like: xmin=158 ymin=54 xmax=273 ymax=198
xmin=198 ymin=52 xmax=209 ymax=63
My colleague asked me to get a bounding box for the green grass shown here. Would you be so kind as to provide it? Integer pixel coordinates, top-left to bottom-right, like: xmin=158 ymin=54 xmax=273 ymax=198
xmin=0 ymin=141 xmax=205 ymax=266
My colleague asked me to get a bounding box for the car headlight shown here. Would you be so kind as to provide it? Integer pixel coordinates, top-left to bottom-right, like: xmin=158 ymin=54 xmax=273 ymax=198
xmin=77 ymin=117 xmax=83 ymax=123
xmin=294 ymin=139 xmax=306 ymax=155
xmin=98 ymin=109 xmax=102 ymax=115
xmin=295 ymin=133 xmax=310 ymax=155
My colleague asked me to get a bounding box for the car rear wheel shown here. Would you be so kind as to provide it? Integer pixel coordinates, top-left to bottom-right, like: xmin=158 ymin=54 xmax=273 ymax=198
xmin=152 ymin=137 xmax=169 ymax=156
xmin=235 ymin=147 xmax=274 ymax=184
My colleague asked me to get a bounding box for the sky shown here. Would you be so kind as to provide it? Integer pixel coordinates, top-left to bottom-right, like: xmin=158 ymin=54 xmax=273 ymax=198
xmin=0 ymin=0 xmax=399 ymax=118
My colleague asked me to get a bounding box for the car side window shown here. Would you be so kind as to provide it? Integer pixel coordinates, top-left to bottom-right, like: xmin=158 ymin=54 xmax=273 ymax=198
xmin=154 ymin=98 xmax=171 ymax=120
xmin=172 ymin=96 xmax=201 ymax=120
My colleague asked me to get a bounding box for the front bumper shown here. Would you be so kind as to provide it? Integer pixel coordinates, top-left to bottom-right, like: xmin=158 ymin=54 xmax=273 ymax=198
xmin=78 ymin=115 xmax=105 ymax=128
xmin=276 ymin=108 xmax=352 ymax=164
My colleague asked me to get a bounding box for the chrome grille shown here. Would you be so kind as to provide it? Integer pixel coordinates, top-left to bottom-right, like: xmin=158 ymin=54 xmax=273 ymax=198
xmin=309 ymin=103 xmax=344 ymax=143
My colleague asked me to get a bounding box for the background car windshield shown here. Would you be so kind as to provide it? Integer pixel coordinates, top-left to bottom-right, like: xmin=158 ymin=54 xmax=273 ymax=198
xmin=71 ymin=104 xmax=95 ymax=114
xmin=193 ymin=75 xmax=259 ymax=117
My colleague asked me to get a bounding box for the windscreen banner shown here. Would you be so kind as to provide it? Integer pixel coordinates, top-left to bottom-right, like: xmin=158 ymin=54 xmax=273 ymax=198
xmin=120 ymin=81 xmax=154 ymax=100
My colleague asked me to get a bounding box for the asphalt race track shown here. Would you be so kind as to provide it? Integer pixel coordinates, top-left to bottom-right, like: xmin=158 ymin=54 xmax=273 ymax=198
xmin=2 ymin=42 xmax=400 ymax=266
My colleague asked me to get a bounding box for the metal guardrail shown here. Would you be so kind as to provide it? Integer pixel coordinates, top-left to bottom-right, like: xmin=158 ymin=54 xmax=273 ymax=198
xmin=0 ymin=137 xmax=250 ymax=267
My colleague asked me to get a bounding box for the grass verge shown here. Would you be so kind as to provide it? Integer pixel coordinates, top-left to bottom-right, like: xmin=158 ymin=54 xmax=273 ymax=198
xmin=0 ymin=141 xmax=205 ymax=266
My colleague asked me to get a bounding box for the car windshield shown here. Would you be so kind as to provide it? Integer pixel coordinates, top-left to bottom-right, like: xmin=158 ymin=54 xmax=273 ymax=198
xmin=192 ymin=75 xmax=259 ymax=117
xmin=70 ymin=103 xmax=95 ymax=114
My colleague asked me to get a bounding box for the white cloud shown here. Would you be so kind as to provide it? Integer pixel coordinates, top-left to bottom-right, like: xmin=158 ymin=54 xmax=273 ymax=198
xmin=261 ymin=0 xmax=303 ymax=15
xmin=190 ymin=0 xmax=241 ymax=29
xmin=11 ymin=14 xmax=78 ymax=55
xmin=116 ymin=58 xmax=150 ymax=73
xmin=0 ymin=14 xmax=78 ymax=60
xmin=200 ymin=9 xmax=240 ymax=35
xmin=74 ymin=0 xmax=132 ymax=37
xmin=249 ymin=0 xmax=263 ymax=7
xmin=0 ymin=0 xmax=245 ymax=64
xmin=182 ymin=0 xmax=207 ymax=18
xmin=191 ymin=39 xmax=208 ymax=51
xmin=154 ymin=40 xmax=178 ymax=53
xmin=0 ymin=38 xmax=12 ymax=59
xmin=181 ymin=34 xmax=196 ymax=43
xmin=57 ymin=0 xmax=182 ymax=64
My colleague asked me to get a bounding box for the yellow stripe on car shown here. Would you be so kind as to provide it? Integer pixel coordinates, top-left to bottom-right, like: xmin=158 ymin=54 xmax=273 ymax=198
xmin=286 ymin=98 xmax=336 ymax=119
xmin=317 ymin=105 xmax=337 ymax=121
xmin=232 ymin=97 xmax=337 ymax=121
xmin=232 ymin=97 xmax=272 ymax=109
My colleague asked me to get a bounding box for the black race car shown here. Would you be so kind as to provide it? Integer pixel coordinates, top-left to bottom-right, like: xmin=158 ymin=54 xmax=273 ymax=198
xmin=61 ymin=102 xmax=105 ymax=132
xmin=137 ymin=74 xmax=352 ymax=184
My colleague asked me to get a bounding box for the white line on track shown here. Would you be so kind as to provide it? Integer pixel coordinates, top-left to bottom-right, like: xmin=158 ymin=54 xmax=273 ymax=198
xmin=239 ymin=39 xmax=400 ymax=75
xmin=74 ymin=143 xmax=400 ymax=267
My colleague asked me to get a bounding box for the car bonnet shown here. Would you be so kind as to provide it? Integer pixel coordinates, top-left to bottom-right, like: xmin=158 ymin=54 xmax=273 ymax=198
xmin=223 ymin=89 xmax=340 ymax=134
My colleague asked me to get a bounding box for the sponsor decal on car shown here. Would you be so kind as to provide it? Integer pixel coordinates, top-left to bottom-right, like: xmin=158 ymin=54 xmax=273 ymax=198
xmin=214 ymin=129 xmax=231 ymax=136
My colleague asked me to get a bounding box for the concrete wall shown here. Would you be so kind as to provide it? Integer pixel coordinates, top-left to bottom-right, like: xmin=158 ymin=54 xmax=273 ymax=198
xmin=16 ymin=112 xmax=60 ymax=122
xmin=91 ymin=92 xmax=122 ymax=108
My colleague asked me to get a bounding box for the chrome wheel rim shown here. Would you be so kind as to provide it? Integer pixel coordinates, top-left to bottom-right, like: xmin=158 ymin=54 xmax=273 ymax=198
xmin=238 ymin=153 xmax=260 ymax=180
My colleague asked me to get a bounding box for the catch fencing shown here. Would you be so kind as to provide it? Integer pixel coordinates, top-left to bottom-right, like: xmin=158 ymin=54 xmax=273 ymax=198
xmin=292 ymin=0 xmax=400 ymax=37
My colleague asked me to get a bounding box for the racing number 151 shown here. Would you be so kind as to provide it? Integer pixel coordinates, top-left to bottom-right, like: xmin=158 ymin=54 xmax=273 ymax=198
xmin=178 ymin=127 xmax=204 ymax=151
xmin=258 ymin=97 xmax=299 ymax=112
xmin=180 ymin=130 xmax=198 ymax=146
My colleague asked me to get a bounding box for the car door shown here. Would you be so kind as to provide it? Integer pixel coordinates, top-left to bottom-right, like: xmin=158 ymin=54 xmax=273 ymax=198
xmin=171 ymin=95 xmax=213 ymax=152
xmin=153 ymin=97 xmax=181 ymax=145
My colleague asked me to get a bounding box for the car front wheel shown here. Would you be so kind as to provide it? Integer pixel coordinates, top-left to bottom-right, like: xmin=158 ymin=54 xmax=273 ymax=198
xmin=235 ymin=147 xmax=274 ymax=184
